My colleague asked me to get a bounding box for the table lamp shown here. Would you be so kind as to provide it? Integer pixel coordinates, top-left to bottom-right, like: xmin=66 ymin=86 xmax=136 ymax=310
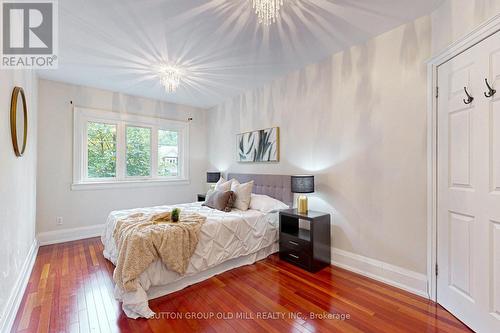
xmin=291 ymin=175 xmax=314 ymax=214
xmin=206 ymin=172 xmax=221 ymax=190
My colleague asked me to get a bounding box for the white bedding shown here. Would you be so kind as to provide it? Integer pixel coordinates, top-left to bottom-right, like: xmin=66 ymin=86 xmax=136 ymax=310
xmin=101 ymin=201 xmax=279 ymax=318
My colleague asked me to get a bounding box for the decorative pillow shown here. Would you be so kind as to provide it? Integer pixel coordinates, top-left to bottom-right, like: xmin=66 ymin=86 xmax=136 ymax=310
xmin=250 ymin=194 xmax=289 ymax=213
xmin=230 ymin=180 xmax=254 ymax=211
xmin=205 ymin=188 xmax=215 ymax=198
xmin=202 ymin=190 xmax=235 ymax=212
xmin=214 ymin=177 xmax=232 ymax=192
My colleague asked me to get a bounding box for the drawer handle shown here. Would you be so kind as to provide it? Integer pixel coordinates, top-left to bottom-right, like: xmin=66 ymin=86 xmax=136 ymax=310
xmin=288 ymin=254 xmax=299 ymax=259
xmin=289 ymin=241 xmax=299 ymax=246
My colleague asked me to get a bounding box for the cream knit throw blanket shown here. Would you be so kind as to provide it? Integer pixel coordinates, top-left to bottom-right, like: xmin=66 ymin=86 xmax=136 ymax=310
xmin=113 ymin=211 xmax=206 ymax=292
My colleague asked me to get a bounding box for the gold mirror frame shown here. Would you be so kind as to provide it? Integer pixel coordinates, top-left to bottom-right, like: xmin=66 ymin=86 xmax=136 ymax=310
xmin=10 ymin=86 xmax=28 ymax=157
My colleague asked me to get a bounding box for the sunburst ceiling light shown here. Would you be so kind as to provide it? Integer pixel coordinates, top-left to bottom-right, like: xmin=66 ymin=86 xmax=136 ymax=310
xmin=253 ymin=0 xmax=284 ymax=26
xmin=159 ymin=65 xmax=182 ymax=93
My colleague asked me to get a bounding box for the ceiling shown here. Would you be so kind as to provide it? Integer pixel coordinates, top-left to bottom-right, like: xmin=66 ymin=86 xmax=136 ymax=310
xmin=39 ymin=0 xmax=443 ymax=108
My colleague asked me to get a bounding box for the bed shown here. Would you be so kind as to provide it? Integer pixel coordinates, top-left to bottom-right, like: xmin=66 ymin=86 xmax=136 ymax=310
xmin=101 ymin=173 xmax=292 ymax=318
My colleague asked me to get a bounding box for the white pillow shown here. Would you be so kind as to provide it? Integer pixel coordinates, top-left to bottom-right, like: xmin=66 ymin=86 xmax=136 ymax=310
xmin=250 ymin=194 xmax=289 ymax=213
xmin=214 ymin=177 xmax=233 ymax=192
xmin=230 ymin=180 xmax=254 ymax=211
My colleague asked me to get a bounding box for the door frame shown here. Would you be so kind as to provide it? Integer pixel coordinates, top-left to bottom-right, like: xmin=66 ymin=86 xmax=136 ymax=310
xmin=426 ymin=13 xmax=500 ymax=302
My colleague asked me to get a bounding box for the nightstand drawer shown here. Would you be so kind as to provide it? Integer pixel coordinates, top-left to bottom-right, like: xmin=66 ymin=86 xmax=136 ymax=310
xmin=279 ymin=245 xmax=311 ymax=269
xmin=280 ymin=232 xmax=311 ymax=253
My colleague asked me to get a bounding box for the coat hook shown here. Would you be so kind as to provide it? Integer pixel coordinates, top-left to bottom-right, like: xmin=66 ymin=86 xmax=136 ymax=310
xmin=484 ymin=78 xmax=496 ymax=98
xmin=463 ymin=87 xmax=474 ymax=105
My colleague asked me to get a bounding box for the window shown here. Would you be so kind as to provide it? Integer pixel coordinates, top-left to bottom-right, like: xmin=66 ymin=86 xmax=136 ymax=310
xmin=87 ymin=122 xmax=117 ymax=179
xmin=158 ymin=130 xmax=178 ymax=177
xmin=73 ymin=107 xmax=189 ymax=189
xmin=126 ymin=126 xmax=151 ymax=177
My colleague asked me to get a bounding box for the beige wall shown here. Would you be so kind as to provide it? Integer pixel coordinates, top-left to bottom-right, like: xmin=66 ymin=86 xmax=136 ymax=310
xmin=36 ymin=80 xmax=208 ymax=234
xmin=0 ymin=70 xmax=37 ymax=329
xmin=208 ymin=16 xmax=431 ymax=274
xmin=432 ymin=0 xmax=500 ymax=54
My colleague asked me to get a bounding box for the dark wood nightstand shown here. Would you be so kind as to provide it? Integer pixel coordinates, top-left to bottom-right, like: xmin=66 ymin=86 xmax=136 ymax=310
xmin=279 ymin=209 xmax=331 ymax=272
xmin=197 ymin=193 xmax=206 ymax=202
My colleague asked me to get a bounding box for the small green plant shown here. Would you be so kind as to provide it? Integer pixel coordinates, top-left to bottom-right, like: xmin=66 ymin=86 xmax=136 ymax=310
xmin=171 ymin=208 xmax=180 ymax=222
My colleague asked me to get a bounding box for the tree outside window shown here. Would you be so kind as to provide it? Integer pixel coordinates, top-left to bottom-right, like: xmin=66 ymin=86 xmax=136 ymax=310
xmin=158 ymin=130 xmax=179 ymax=177
xmin=126 ymin=126 xmax=151 ymax=177
xmin=87 ymin=122 xmax=116 ymax=178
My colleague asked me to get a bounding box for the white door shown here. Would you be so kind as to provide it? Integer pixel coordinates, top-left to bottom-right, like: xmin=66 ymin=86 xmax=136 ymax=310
xmin=437 ymin=30 xmax=500 ymax=333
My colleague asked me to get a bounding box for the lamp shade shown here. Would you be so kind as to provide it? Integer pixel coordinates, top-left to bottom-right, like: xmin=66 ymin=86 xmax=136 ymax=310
xmin=291 ymin=175 xmax=314 ymax=193
xmin=206 ymin=172 xmax=221 ymax=183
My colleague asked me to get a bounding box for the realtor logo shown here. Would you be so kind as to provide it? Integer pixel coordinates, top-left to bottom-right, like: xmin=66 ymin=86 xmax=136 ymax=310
xmin=1 ymin=0 xmax=58 ymax=68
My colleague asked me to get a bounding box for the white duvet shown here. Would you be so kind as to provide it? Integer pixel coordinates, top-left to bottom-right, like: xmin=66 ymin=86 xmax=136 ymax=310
xmin=101 ymin=202 xmax=279 ymax=318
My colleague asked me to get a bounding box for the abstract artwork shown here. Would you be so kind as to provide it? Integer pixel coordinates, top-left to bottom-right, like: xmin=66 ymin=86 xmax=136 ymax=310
xmin=237 ymin=127 xmax=279 ymax=162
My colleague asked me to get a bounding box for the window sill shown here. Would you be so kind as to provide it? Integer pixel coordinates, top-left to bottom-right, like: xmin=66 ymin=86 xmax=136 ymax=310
xmin=71 ymin=178 xmax=190 ymax=191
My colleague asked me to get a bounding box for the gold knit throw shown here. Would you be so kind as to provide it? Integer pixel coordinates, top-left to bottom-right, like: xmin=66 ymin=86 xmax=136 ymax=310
xmin=113 ymin=211 xmax=206 ymax=292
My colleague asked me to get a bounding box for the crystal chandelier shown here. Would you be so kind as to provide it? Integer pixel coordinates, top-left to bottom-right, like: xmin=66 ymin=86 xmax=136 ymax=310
xmin=253 ymin=0 xmax=284 ymax=26
xmin=159 ymin=66 xmax=182 ymax=93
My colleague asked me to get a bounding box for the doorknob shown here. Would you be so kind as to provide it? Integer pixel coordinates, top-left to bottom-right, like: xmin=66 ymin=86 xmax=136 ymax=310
xmin=484 ymin=78 xmax=496 ymax=98
xmin=463 ymin=87 xmax=474 ymax=105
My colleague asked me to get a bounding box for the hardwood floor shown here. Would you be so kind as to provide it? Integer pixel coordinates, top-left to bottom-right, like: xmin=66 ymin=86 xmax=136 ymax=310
xmin=11 ymin=237 xmax=472 ymax=333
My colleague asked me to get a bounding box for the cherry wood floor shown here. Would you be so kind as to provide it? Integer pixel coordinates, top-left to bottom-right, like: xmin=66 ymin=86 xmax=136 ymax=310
xmin=11 ymin=237 xmax=472 ymax=333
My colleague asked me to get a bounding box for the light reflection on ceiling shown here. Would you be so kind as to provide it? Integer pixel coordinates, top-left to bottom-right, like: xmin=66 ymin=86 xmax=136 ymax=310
xmin=39 ymin=0 xmax=443 ymax=108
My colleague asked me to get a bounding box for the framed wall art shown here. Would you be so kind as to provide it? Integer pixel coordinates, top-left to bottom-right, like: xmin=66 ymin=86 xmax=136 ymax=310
xmin=237 ymin=127 xmax=279 ymax=163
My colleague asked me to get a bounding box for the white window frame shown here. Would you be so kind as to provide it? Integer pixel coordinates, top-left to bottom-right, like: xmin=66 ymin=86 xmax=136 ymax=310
xmin=72 ymin=107 xmax=189 ymax=190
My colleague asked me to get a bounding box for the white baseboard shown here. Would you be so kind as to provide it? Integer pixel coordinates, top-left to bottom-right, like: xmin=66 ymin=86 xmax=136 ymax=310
xmin=331 ymin=248 xmax=429 ymax=298
xmin=37 ymin=224 xmax=104 ymax=246
xmin=0 ymin=239 xmax=39 ymax=333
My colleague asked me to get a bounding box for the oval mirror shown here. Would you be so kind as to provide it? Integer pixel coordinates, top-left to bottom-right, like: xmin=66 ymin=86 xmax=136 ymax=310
xmin=10 ymin=87 xmax=28 ymax=157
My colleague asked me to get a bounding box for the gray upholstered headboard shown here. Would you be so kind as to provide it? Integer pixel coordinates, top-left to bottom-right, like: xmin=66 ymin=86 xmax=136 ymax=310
xmin=227 ymin=173 xmax=292 ymax=207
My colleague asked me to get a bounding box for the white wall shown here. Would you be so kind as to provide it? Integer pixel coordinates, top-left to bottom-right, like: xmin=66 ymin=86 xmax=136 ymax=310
xmin=36 ymin=79 xmax=208 ymax=235
xmin=0 ymin=70 xmax=38 ymax=329
xmin=432 ymin=0 xmax=500 ymax=54
xmin=208 ymin=16 xmax=431 ymax=275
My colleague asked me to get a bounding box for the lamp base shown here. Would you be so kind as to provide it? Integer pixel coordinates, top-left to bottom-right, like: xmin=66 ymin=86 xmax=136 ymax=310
xmin=297 ymin=195 xmax=308 ymax=214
